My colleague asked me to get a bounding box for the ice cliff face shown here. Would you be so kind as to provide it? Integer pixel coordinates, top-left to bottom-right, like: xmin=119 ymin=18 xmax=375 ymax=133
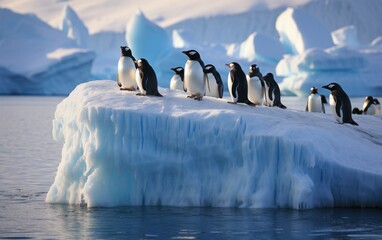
xmin=46 ymin=80 xmax=382 ymax=209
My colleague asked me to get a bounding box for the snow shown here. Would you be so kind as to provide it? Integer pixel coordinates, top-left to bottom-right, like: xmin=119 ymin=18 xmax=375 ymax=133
xmin=0 ymin=8 xmax=95 ymax=95
xmin=275 ymin=7 xmax=334 ymax=55
xmin=46 ymin=80 xmax=382 ymax=209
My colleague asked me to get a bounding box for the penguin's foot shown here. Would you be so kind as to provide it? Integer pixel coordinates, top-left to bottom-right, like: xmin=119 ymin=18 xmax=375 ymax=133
xmin=227 ymin=101 xmax=237 ymax=104
xmin=136 ymin=93 xmax=146 ymax=96
xmin=194 ymin=96 xmax=203 ymax=101
xmin=187 ymin=95 xmax=195 ymax=99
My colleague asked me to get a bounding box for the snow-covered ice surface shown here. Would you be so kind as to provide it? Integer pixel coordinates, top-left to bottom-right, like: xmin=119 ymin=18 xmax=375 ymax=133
xmin=47 ymin=80 xmax=382 ymax=209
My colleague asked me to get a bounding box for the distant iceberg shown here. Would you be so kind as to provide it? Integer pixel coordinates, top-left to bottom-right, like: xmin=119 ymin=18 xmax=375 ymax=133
xmin=0 ymin=8 xmax=95 ymax=95
xmin=276 ymin=7 xmax=334 ymax=55
xmin=59 ymin=5 xmax=90 ymax=48
xmin=46 ymin=80 xmax=382 ymax=209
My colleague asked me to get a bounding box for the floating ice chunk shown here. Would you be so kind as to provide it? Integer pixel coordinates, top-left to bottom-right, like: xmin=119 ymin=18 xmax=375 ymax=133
xmin=46 ymin=80 xmax=382 ymax=208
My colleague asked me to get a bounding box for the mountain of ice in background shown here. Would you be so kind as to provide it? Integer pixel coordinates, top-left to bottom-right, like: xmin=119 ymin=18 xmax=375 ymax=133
xmin=59 ymin=5 xmax=90 ymax=48
xmin=0 ymin=8 xmax=95 ymax=95
xmin=276 ymin=7 xmax=334 ymax=55
xmin=46 ymin=80 xmax=382 ymax=209
xmin=1 ymin=0 xmax=382 ymax=95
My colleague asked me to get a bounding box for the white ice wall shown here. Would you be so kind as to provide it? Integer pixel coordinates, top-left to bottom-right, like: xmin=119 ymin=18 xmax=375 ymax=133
xmin=46 ymin=80 xmax=382 ymax=208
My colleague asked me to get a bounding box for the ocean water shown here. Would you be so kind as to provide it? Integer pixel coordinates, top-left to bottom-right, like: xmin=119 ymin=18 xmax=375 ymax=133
xmin=1 ymin=96 xmax=382 ymax=239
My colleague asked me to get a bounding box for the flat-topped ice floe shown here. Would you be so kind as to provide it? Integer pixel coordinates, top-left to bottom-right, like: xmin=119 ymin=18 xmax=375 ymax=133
xmin=46 ymin=80 xmax=382 ymax=209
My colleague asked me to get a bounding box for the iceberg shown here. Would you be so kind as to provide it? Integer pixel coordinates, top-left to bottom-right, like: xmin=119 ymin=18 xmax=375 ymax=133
xmin=0 ymin=8 xmax=95 ymax=95
xmin=237 ymin=32 xmax=284 ymax=63
xmin=331 ymin=25 xmax=359 ymax=49
xmin=47 ymin=80 xmax=382 ymax=209
xmin=59 ymin=5 xmax=90 ymax=48
xmin=275 ymin=7 xmax=334 ymax=55
xmin=276 ymin=46 xmax=382 ymax=97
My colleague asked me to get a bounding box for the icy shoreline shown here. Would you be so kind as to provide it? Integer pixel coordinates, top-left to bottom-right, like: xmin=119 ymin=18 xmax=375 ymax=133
xmin=46 ymin=80 xmax=382 ymax=209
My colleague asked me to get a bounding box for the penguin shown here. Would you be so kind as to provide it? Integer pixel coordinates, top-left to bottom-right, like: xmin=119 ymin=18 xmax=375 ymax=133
xmin=204 ymin=64 xmax=224 ymax=98
xmin=170 ymin=67 xmax=185 ymax=91
xmin=225 ymin=62 xmax=249 ymax=104
xmin=362 ymin=96 xmax=377 ymax=115
xmin=117 ymin=46 xmax=137 ymax=91
xmin=374 ymin=98 xmax=381 ymax=115
xmin=135 ymin=58 xmax=162 ymax=97
xmin=246 ymin=64 xmax=264 ymax=106
xmin=182 ymin=50 xmax=207 ymax=100
xmin=322 ymin=83 xmax=358 ymax=125
xmin=262 ymin=73 xmax=286 ymax=109
xmin=305 ymin=87 xmax=325 ymax=113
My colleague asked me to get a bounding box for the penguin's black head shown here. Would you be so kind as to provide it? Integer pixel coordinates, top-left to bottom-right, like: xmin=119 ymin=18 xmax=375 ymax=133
xmin=225 ymin=62 xmax=241 ymax=70
xmin=322 ymin=82 xmax=341 ymax=92
xmin=374 ymin=98 xmax=380 ymax=104
xmin=249 ymin=64 xmax=260 ymax=74
xmin=365 ymin=96 xmax=374 ymax=102
xmin=181 ymin=50 xmax=200 ymax=60
xmin=120 ymin=46 xmax=133 ymax=57
xmin=262 ymin=73 xmax=274 ymax=82
xmin=310 ymin=87 xmax=318 ymax=94
xmin=204 ymin=64 xmax=216 ymax=73
xmin=170 ymin=67 xmax=184 ymax=74
xmin=135 ymin=58 xmax=149 ymax=68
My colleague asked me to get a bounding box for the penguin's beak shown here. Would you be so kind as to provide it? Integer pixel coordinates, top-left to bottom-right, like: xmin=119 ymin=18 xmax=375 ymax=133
xmin=225 ymin=63 xmax=230 ymax=67
xmin=322 ymin=85 xmax=329 ymax=90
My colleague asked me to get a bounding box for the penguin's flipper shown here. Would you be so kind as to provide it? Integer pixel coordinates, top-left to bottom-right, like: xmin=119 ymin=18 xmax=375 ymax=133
xmin=305 ymin=101 xmax=308 ymax=112
xmin=334 ymin=95 xmax=342 ymax=118
xmin=231 ymin=75 xmax=238 ymax=99
xmin=141 ymin=72 xmax=147 ymax=91
xmin=268 ymin=85 xmax=273 ymax=101
xmin=322 ymin=103 xmax=325 ymax=113
xmin=117 ymin=74 xmax=122 ymax=87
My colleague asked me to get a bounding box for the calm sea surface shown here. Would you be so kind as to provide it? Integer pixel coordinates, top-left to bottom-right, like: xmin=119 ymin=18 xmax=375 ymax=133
xmin=1 ymin=96 xmax=381 ymax=239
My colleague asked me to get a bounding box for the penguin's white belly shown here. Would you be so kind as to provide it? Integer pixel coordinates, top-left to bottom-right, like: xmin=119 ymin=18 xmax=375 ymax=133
xmin=227 ymin=73 xmax=237 ymax=103
xmin=247 ymin=76 xmax=263 ymax=105
xmin=170 ymin=75 xmax=183 ymax=91
xmin=307 ymin=94 xmax=323 ymax=112
xmin=184 ymin=61 xmax=205 ymax=95
xmin=118 ymin=57 xmax=136 ymax=88
xmin=362 ymin=101 xmax=377 ymax=115
xmin=205 ymin=73 xmax=219 ymax=98
xmin=364 ymin=104 xmax=377 ymax=115
xmin=135 ymin=69 xmax=145 ymax=94
xmin=329 ymin=94 xmax=342 ymax=123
